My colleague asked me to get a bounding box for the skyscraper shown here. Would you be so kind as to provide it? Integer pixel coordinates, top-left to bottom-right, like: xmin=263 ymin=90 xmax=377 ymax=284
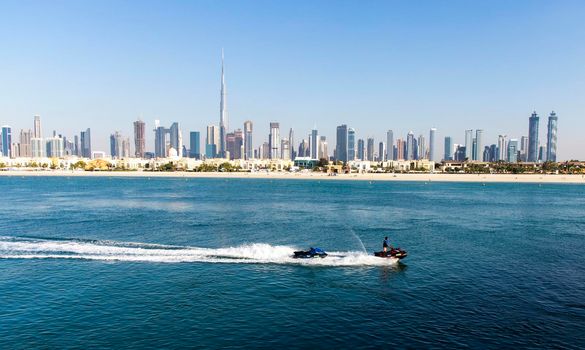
xmin=269 ymin=122 xmax=280 ymax=160
xmin=406 ymin=132 xmax=415 ymax=160
xmin=310 ymin=128 xmax=318 ymax=159
xmin=464 ymin=129 xmax=473 ymax=160
xmin=474 ymin=129 xmax=483 ymax=161
xmin=190 ymin=131 xmax=201 ymax=159
xmin=288 ymin=128 xmax=295 ymax=160
xmin=19 ymin=129 xmax=32 ymax=158
xmin=528 ymin=111 xmax=539 ymax=162
xmin=386 ymin=130 xmax=394 ymax=161
xmin=366 ymin=138 xmax=374 ymax=161
xmin=244 ymin=120 xmax=253 ymax=160
xmin=219 ymin=50 xmax=228 ymax=158
xmin=1 ymin=126 xmax=12 ymax=158
xmin=110 ymin=131 xmax=124 ymax=158
xmin=318 ymin=136 xmax=328 ymax=160
xmin=80 ymin=128 xmax=91 ymax=158
xmin=206 ymin=125 xmax=219 ymax=158
xmin=497 ymin=135 xmax=507 ymax=161
xmin=226 ymin=131 xmax=243 ymax=160
xmin=396 ymin=138 xmax=405 ymax=160
xmin=33 ymin=115 xmax=42 ymax=139
xmin=280 ymin=138 xmax=290 ymax=160
xmin=429 ymin=128 xmax=436 ymax=161
xmin=154 ymin=124 xmax=169 ymax=158
xmin=348 ymin=128 xmax=356 ymax=161
xmin=169 ymin=122 xmax=182 ymax=154
xmin=546 ymin=111 xmax=558 ymax=162
xmin=357 ymin=139 xmax=365 ymax=161
xmin=417 ymin=134 xmax=426 ymax=160
xmin=335 ymin=124 xmax=348 ymax=163
xmin=378 ymin=142 xmax=385 ymax=162
xmin=444 ymin=136 xmax=453 ymax=161
xmin=520 ymin=136 xmax=529 ymax=162
xmin=507 ymin=139 xmax=519 ymax=163
xmin=133 ymin=120 xmax=146 ymax=158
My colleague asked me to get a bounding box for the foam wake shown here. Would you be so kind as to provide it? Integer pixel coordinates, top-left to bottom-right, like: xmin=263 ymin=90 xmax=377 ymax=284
xmin=0 ymin=237 xmax=398 ymax=266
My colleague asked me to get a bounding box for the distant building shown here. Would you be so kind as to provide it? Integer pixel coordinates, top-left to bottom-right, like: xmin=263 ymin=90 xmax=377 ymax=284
xmin=366 ymin=138 xmax=374 ymax=161
xmin=396 ymin=138 xmax=404 ymax=160
xmin=288 ymin=128 xmax=295 ymax=160
xmin=348 ymin=128 xmax=356 ymax=161
xmin=33 ymin=115 xmax=42 ymax=139
xmin=429 ymin=128 xmax=436 ymax=161
xmin=19 ymin=129 xmax=32 ymax=158
xmin=335 ymin=124 xmax=348 ymax=163
xmin=46 ymin=135 xmax=64 ymax=158
xmin=444 ymin=136 xmax=453 ymax=161
xmin=189 ymin=131 xmax=201 ymax=159
xmin=357 ymin=139 xmax=365 ymax=161
xmin=310 ymin=128 xmax=318 ymax=159
xmin=386 ymin=130 xmax=394 ymax=161
xmin=520 ymin=136 xmax=529 ymax=162
xmin=465 ymin=129 xmax=473 ymax=160
xmin=417 ymin=134 xmax=426 ymax=160
xmin=378 ymin=142 xmax=385 ymax=162
xmin=269 ymin=122 xmax=280 ymax=160
xmin=1 ymin=126 xmax=12 ymax=158
xmin=546 ymin=111 xmax=558 ymax=162
xmin=507 ymin=139 xmax=519 ymax=163
xmin=318 ymin=136 xmax=328 ymax=160
xmin=455 ymin=145 xmax=466 ymax=162
xmin=134 ymin=120 xmax=146 ymax=158
xmin=497 ymin=135 xmax=507 ymax=161
xmin=406 ymin=132 xmax=415 ymax=160
xmin=244 ymin=120 xmax=253 ymax=160
xmin=528 ymin=111 xmax=539 ymax=162
xmin=474 ymin=129 xmax=483 ymax=161
xmin=206 ymin=125 xmax=219 ymax=158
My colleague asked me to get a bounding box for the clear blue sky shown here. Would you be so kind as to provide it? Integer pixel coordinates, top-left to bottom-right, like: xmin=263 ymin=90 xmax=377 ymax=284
xmin=1 ymin=0 xmax=583 ymax=159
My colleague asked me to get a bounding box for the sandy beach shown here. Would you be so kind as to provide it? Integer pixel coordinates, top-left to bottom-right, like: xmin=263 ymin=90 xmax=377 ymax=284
xmin=1 ymin=169 xmax=584 ymax=183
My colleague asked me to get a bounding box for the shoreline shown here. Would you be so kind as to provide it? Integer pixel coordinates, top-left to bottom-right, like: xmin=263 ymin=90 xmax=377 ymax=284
xmin=1 ymin=170 xmax=584 ymax=183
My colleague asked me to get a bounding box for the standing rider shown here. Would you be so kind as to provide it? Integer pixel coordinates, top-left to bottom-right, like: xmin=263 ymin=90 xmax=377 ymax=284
xmin=383 ymin=236 xmax=389 ymax=252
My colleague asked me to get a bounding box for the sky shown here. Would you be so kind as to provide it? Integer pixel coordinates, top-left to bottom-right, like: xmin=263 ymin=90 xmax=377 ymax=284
xmin=0 ymin=0 xmax=583 ymax=159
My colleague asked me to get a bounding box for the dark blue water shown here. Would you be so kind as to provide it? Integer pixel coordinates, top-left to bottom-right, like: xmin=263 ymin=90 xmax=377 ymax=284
xmin=1 ymin=177 xmax=584 ymax=349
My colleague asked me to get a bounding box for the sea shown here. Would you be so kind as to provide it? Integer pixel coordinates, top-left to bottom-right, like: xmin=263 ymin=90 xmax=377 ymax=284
xmin=0 ymin=176 xmax=584 ymax=349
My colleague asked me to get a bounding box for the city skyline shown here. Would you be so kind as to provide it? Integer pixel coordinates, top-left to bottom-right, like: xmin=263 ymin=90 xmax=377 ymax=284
xmin=0 ymin=1 xmax=583 ymax=159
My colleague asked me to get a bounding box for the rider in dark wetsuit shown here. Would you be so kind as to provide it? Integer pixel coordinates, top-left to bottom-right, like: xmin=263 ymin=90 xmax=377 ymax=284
xmin=383 ymin=237 xmax=389 ymax=253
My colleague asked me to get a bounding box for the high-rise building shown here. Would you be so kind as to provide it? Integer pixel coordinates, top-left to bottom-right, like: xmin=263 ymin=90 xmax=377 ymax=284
xmin=507 ymin=139 xmax=519 ymax=163
xmin=538 ymin=145 xmax=547 ymax=162
xmin=528 ymin=111 xmax=539 ymax=162
xmin=497 ymin=135 xmax=507 ymax=161
xmin=298 ymin=139 xmax=309 ymax=158
xmin=110 ymin=131 xmax=124 ymax=159
xmin=378 ymin=142 xmax=385 ymax=162
xmin=318 ymin=136 xmax=328 ymax=160
xmin=189 ymin=131 xmax=201 ymax=159
xmin=520 ymin=136 xmax=529 ymax=162
xmin=474 ymin=129 xmax=483 ymax=161
xmin=206 ymin=125 xmax=219 ymax=158
xmin=19 ymin=129 xmax=32 ymax=158
xmin=335 ymin=124 xmax=348 ymax=163
xmin=261 ymin=142 xmax=270 ymax=159
xmin=281 ymin=138 xmax=290 ymax=160
xmin=357 ymin=139 xmax=365 ymax=161
xmin=406 ymin=132 xmax=415 ymax=160
xmin=429 ymin=128 xmax=436 ymax=161
xmin=133 ymin=120 xmax=146 ymax=158
xmin=269 ymin=122 xmax=280 ymax=160
xmin=444 ymin=136 xmax=453 ymax=161
xmin=488 ymin=144 xmax=497 ymax=162
xmin=348 ymin=128 xmax=356 ymax=161
xmin=288 ymin=128 xmax=295 ymax=160
xmin=366 ymin=138 xmax=374 ymax=161
xmin=80 ymin=128 xmax=92 ymax=159
xmin=310 ymin=128 xmax=318 ymax=159
xmin=244 ymin=121 xmax=253 ymax=160
xmin=396 ymin=138 xmax=405 ymax=160
xmin=455 ymin=145 xmax=466 ymax=161
xmin=1 ymin=126 xmax=12 ymax=158
xmin=169 ymin=122 xmax=182 ymax=154
xmin=33 ymin=115 xmax=42 ymax=139
xmin=154 ymin=124 xmax=169 ymax=158
xmin=46 ymin=135 xmax=64 ymax=158
xmin=464 ymin=129 xmax=473 ymax=161
xmin=226 ymin=132 xmax=235 ymax=160
xmin=386 ymin=130 xmax=394 ymax=161
xmin=546 ymin=111 xmax=558 ymax=162
xmin=417 ymin=134 xmax=426 ymax=160
xmin=219 ymin=50 xmax=228 ymax=158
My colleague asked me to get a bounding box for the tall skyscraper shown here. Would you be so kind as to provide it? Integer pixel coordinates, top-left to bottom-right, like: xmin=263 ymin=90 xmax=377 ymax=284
xmin=335 ymin=124 xmax=348 ymax=163
xmin=444 ymin=136 xmax=453 ymax=161
xmin=190 ymin=131 xmax=201 ymax=159
xmin=310 ymin=128 xmax=318 ymax=159
xmin=206 ymin=125 xmax=219 ymax=158
xmin=429 ymin=128 xmax=436 ymax=161
xmin=33 ymin=115 xmax=42 ymax=139
xmin=366 ymin=138 xmax=374 ymax=161
xmin=497 ymin=135 xmax=507 ymax=161
xmin=417 ymin=134 xmax=426 ymax=160
xmin=280 ymin=138 xmax=290 ymax=160
xmin=133 ymin=120 xmax=146 ymax=158
xmin=318 ymin=136 xmax=328 ymax=160
xmin=244 ymin=120 xmax=253 ymax=160
xmin=1 ymin=126 xmax=12 ymax=158
xmin=546 ymin=111 xmax=558 ymax=162
xmin=298 ymin=139 xmax=309 ymax=158
xmin=357 ymin=139 xmax=365 ymax=161
xmin=396 ymin=138 xmax=405 ymax=160
xmin=80 ymin=128 xmax=92 ymax=158
xmin=348 ymin=128 xmax=356 ymax=161
xmin=19 ymin=129 xmax=32 ymax=158
xmin=474 ymin=129 xmax=483 ymax=161
xmin=507 ymin=139 xmax=519 ymax=163
xmin=269 ymin=122 xmax=280 ymax=160
xmin=528 ymin=111 xmax=539 ymax=162
xmin=519 ymin=136 xmax=529 ymax=162
xmin=226 ymin=131 xmax=243 ymax=160
xmin=110 ymin=131 xmax=123 ymax=158
xmin=378 ymin=142 xmax=385 ymax=162
xmin=74 ymin=135 xmax=79 ymax=156
xmin=154 ymin=124 xmax=169 ymax=158
xmin=464 ymin=129 xmax=473 ymax=160
xmin=386 ymin=130 xmax=394 ymax=161
xmin=288 ymin=128 xmax=295 ymax=160
xmin=169 ymin=122 xmax=182 ymax=154
xmin=406 ymin=132 xmax=415 ymax=160
xmin=219 ymin=50 xmax=228 ymax=158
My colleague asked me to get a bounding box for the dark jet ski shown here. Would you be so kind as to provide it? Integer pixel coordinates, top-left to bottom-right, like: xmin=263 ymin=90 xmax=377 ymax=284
xmin=374 ymin=248 xmax=407 ymax=260
xmin=293 ymin=247 xmax=328 ymax=259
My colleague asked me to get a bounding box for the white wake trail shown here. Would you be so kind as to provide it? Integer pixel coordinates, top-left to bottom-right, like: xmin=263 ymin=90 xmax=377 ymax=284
xmin=0 ymin=237 xmax=398 ymax=266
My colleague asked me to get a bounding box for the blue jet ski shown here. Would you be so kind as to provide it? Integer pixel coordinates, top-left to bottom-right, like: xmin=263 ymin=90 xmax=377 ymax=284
xmin=293 ymin=247 xmax=328 ymax=259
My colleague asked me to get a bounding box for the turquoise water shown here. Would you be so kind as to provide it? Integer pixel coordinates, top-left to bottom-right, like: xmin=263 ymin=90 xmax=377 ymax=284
xmin=1 ymin=177 xmax=584 ymax=349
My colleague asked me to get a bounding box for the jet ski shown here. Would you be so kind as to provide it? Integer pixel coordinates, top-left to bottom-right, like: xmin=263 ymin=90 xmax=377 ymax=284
xmin=293 ymin=247 xmax=328 ymax=259
xmin=374 ymin=248 xmax=407 ymax=260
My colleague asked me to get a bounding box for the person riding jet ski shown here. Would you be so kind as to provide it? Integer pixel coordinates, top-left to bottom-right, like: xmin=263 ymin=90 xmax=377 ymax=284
xmin=293 ymin=247 xmax=328 ymax=259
